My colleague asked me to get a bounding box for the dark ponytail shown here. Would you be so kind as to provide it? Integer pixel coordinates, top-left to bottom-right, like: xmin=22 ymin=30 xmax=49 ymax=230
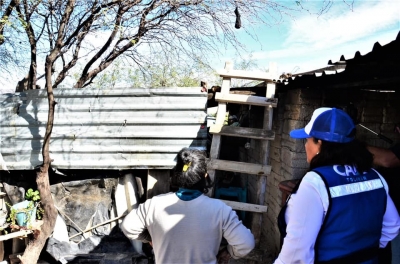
xmin=174 ymin=148 xmax=213 ymax=193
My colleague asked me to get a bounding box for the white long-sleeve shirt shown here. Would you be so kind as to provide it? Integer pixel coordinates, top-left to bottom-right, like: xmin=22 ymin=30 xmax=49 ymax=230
xmin=121 ymin=192 xmax=255 ymax=264
xmin=274 ymin=170 xmax=400 ymax=264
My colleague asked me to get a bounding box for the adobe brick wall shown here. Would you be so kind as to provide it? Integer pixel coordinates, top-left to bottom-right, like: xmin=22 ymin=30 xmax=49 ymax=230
xmin=238 ymin=88 xmax=400 ymax=260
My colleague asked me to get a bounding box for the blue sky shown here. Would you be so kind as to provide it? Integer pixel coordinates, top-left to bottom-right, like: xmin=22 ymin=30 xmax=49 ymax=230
xmin=216 ymin=0 xmax=400 ymax=76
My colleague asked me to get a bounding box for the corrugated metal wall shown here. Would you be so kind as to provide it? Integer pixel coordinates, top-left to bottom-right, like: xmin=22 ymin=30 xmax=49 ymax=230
xmin=0 ymin=87 xmax=207 ymax=170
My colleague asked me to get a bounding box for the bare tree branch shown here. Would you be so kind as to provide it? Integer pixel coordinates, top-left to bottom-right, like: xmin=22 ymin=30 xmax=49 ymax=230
xmin=0 ymin=0 xmax=18 ymax=45
xmin=2 ymin=0 xmax=343 ymax=90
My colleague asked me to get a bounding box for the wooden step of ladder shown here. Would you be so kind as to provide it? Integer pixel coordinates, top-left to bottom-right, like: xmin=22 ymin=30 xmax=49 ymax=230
xmin=207 ymin=159 xmax=271 ymax=175
xmin=209 ymin=125 xmax=274 ymax=140
xmin=208 ymin=61 xmax=278 ymax=249
xmin=214 ymin=92 xmax=278 ymax=107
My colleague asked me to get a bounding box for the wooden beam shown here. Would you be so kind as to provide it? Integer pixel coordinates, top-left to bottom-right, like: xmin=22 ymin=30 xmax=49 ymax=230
xmin=217 ymin=69 xmax=276 ymax=81
xmin=266 ymin=79 xmax=276 ymax=99
xmin=215 ymin=92 xmax=278 ymax=107
xmin=218 ymin=199 xmax=268 ymax=213
xmin=0 ymin=230 xmax=32 ymax=242
xmin=69 ymin=213 xmax=127 ymax=240
xmin=209 ymin=125 xmax=275 ymax=140
xmin=0 ymin=241 xmax=3 ymax=261
xmin=207 ymin=159 xmax=271 ymax=175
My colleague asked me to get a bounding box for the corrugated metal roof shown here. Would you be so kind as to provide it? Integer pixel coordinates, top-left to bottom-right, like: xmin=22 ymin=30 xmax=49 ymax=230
xmin=277 ymin=31 xmax=400 ymax=91
xmin=0 ymin=87 xmax=208 ymax=170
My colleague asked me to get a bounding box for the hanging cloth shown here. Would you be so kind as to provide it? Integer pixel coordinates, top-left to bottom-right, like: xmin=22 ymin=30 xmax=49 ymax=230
xmin=234 ymin=6 xmax=241 ymax=29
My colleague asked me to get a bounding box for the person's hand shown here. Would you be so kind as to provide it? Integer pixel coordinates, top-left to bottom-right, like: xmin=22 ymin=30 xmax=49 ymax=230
xmin=217 ymin=247 xmax=231 ymax=264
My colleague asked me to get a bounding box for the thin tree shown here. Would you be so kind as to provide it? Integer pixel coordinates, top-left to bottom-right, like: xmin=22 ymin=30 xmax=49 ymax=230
xmin=18 ymin=2 xmax=76 ymax=263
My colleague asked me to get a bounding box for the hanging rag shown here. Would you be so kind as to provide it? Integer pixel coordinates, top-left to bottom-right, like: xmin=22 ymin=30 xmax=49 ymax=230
xmin=234 ymin=7 xmax=241 ymax=29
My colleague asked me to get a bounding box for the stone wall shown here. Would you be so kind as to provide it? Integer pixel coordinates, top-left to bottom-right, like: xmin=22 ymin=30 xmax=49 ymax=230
xmin=238 ymin=87 xmax=400 ymax=260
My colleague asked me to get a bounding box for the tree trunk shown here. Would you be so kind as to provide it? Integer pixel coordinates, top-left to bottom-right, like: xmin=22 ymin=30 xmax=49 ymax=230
xmin=18 ymin=54 xmax=57 ymax=264
xmin=19 ymin=167 xmax=57 ymax=264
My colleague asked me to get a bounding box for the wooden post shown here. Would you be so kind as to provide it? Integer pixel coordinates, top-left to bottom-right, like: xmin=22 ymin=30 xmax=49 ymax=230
xmin=0 ymin=184 xmax=5 ymax=261
xmin=0 ymin=241 xmax=3 ymax=261
xmin=250 ymin=62 xmax=277 ymax=248
xmin=207 ymin=61 xmax=233 ymax=197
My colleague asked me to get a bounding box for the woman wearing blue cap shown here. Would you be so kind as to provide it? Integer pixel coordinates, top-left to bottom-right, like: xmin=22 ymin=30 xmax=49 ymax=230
xmin=275 ymin=107 xmax=400 ymax=264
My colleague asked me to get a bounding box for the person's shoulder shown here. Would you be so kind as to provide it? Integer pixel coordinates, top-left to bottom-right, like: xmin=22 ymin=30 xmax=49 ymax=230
xmin=145 ymin=192 xmax=176 ymax=203
xmin=303 ymin=170 xmax=324 ymax=181
xmin=151 ymin=192 xmax=175 ymax=199
xmin=301 ymin=170 xmax=326 ymax=189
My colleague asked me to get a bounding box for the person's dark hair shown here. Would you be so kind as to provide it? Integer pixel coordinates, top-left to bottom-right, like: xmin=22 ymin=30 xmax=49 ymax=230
xmin=174 ymin=148 xmax=213 ymax=193
xmin=309 ymin=138 xmax=373 ymax=173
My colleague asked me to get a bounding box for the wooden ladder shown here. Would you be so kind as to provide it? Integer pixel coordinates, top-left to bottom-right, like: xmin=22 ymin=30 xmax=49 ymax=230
xmin=208 ymin=61 xmax=277 ymax=250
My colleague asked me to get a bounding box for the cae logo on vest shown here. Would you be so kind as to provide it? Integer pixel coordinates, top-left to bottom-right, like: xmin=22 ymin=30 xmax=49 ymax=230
xmin=333 ymin=165 xmax=367 ymax=182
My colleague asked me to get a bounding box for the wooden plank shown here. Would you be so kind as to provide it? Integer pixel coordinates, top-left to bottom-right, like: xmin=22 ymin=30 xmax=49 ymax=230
xmin=209 ymin=125 xmax=275 ymax=140
xmin=266 ymin=80 xmax=276 ymax=99
xmin=0 ymin=241 xmax=3 ymax=261
xmin=0 ymin=230 xmax=32 ymax=242
xmin=123 ymin=173 xmax=139 ymax=212
xmin=217 ymin=69 xmax=275 ymax=81
xmin=147 ymin=170 xmax=171 ymax=199
xmin=218 ymin=199 xmax=268 ymax=213
xmin=209 ymin=76 xmax=231 ymax=157
xmin=214 ymin=76 xmax=231 ymax=126
xmin=69 ymin=213 xmax=127 ymax=240
xmin=114 ymin=177 xmax=127 ymax=224
xmin=207 ymin=159 xmax=271 ymax=175
xmin=215 ymin=93 xmax=278 ymax=107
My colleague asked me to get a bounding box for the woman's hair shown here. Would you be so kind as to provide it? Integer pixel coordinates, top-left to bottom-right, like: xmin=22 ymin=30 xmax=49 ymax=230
xmin=174 ymin=148 xmax=213 ymax=193
xmin=309 ymin=138 xmax=373 ymax=172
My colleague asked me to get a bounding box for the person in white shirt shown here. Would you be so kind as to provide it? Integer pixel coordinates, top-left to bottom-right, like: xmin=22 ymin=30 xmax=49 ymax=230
xmin=275 ymin=107 xmax=400 ymax=264
xmin=121 ymin=148 xmax=255 ymax=264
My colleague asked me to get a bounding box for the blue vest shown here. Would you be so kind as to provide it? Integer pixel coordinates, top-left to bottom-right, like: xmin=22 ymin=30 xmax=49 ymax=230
xmin=278 ymin=165 xmax=387 ymax=264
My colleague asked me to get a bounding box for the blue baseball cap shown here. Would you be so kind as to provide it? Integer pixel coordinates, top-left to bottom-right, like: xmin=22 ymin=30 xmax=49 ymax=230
xmin=290 ymin=107 xmax=355 ymax=143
